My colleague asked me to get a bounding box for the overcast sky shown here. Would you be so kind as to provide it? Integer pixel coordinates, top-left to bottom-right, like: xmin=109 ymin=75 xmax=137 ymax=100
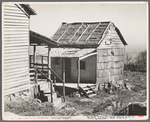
xmin=30 ymin=2 xmax=148 ymax=56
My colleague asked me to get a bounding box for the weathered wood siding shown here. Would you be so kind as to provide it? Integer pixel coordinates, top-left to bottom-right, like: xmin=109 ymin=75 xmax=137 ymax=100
xmin=97 ymin=23 xmax=125 ymax=87
xmin=71 ymin=55 xmax=96 ymax=83
xmin=51 ymin=55 xmax=96 ymax=83
xmin=51 ymin=57 xmax=63 ymax=79
xmin=3 ymin=4 xmax=30 ymax=95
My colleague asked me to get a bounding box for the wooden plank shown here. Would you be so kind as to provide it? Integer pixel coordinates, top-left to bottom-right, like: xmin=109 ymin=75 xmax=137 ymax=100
xmin=4 ymin=52 xmax=28 ymax=56
xmin=4 ymin=57 xmax=28 ymax=63
xmin=68 ymin=23 xmax=83 ymax=42
xmin=4 ymin=64 xmax=28 ymax=70
xmin=4 ymin=75 xmax=29 ymax=83
xmin=4 ymin=43 xmax=28 ymax=47
xmin=4 ymin=67 xmax=28 ymax=75
xmin=85 ymin=23 xmax=101 ymax=41
xmin=4 ymin=80 xmax=29 ymax=88
xmin=4 ymin=31 xmax=28 ymax=34
xmin=57 ymin=24 xmax=71 ymax=42
xmin=4 ymin=8 xmax=23 ymax=12
xmin=78 ymin=59 xmax=80 ymax=88
xmin=4 ymin=84 xmax=29 ymax=96
xmin=4 ymin=55 xmax=28 ymax=60
xmin=4 ymin=60 xmax=29 ymax=67
xmin=4 ymin=39 xmax=28 ymax=43
xmin=4 ymin=22 xmax=28 ymax=26
xmin=4 ymin=28 xmax=29 ymax=31
xmin=4 ymin=72 xmax=28 ymax=80
xmin=4 ymin=36 xmax=29 ymax=39
xmin=4 ymin=4 xmax=19 ymax=8
xmin=4 ymin=48 xmax=28 ymax=52
xmin=4 ymin=70 xmax=28 ymax=77
xmin=4 ymin=46 xmax=28 ymax=51
xmin=4 ymin=11 xmax=27 ymax=15
xmin=4 ymin=13 xmax=27 ymax=18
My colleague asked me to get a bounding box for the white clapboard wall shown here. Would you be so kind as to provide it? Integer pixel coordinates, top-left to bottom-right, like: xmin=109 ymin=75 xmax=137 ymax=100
xmin=3 ymin=4 xmax=30 ymax=96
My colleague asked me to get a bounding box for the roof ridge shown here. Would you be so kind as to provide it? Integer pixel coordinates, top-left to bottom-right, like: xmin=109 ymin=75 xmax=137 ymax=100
xmin=62 ymin=21 xmax=111 ymax=25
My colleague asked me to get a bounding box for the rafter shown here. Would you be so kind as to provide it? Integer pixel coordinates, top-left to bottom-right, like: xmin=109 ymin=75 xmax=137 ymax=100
xmin=74 ymin=23 xmax=89 ymax=43
xmin=85 ymin=22 xmax=101 ymax=41
xmin=68 ymin=23 xmax=83 ymax=43
xmin=57 ymin=24 xmax=72 ymax=42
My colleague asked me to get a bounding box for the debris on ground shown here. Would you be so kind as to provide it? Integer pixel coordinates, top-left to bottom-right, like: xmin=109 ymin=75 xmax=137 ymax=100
xmin=4 ymin=71 xmax=147 ymax=116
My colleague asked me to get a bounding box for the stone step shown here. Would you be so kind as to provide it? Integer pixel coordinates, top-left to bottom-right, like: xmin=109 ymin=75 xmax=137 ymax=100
xmin=44 ymin=92 xmax=57 ymax=100
xmin=54 ymin=102 xmax=66 ymax=109
xmin=53 ymin=97 xmax=63 ymax=107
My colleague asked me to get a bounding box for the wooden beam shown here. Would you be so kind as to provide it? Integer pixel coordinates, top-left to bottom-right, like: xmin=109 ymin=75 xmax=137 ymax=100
xmin=85 ymin=22 xmax=101 ymax=41
xmin=33 ymin=46 xmax=36 ymax=65
xmin=79 ymin=52 xmax=97 ymax=60
xmin=75 ymin=24 xmax=89 ymax=43
xmin=68 ymin=23 xmax=83 ymax=43
xmin=48 ymin=47 xmax=53 ymax=103
xmin=63 ymin=58 xmax=66 ymax=102
xmin=57 ymin=24 xmax=72 ymax=42
xmin=77 ymin=59 xmax=80 ymax=88
xmin=48 ymin=48 xmax=51 ymax=80
xmin=98 ymin=22 xmax=112 ymax=45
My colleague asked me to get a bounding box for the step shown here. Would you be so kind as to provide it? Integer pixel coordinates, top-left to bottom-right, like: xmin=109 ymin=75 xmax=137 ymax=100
xmin=86 ymin=90 xmax=95 ymax=94
xmin=44 ymin=92 xmax=57 ymax=100
xmin=53 ymin=97 xmax=63 ymax=106
xmin=39 ymin=83 xmax=50 ymax=91
xmin=43 ymin=87 xmax=55 ymax=93
xmin=88 ymin=93 xmax=97 ymax=98
xmin=54 ymin=102 xmax=66 ymax=109
xmin=87 ymin=85 xmax=96 ymax=89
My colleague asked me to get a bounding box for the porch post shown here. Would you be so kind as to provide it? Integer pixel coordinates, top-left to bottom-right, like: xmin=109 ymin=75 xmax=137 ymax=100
xmin=48 ymin=47 xmax=51 ymax=80
xmin=77 ymin=59 xmax=80 ymax=88
xmin=63 ymin=58 xmax=66 ymax=102
xmin=33 ymin=46 xmax=36 ymax=66
xmin=48 ymin=47 xmax=53 ymax=103
xmin=33 ymin=46 xmax=38 ymax=98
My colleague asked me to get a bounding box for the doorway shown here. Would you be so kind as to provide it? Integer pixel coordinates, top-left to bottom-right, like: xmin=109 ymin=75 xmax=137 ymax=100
xmin=65 ymin=58 xmax=71 ymax=82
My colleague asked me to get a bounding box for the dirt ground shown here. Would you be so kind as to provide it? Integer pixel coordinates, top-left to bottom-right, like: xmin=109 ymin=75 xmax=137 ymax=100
xmin=4 ymin=71 xmax=147 ymax=116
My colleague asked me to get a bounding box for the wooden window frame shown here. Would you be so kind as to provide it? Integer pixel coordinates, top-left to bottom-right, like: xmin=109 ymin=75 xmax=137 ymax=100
xmin=77 ymin=60 xmax=86 ymax=70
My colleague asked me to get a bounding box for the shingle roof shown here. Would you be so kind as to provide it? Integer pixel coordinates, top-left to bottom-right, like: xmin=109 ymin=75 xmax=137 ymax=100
xmin=52 ymin=22 xmax=110 ymax=47
xmin=52 ymin=22 xmax=127 ymax=48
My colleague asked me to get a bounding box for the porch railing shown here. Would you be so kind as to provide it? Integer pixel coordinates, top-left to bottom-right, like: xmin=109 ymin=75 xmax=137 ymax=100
xmin=33 ymin=67 xmax=66 ymax=103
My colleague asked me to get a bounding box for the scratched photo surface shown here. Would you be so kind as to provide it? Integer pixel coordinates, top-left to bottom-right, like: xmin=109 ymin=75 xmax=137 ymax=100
xmin=2 ymin=2 xmax=148 ymax=120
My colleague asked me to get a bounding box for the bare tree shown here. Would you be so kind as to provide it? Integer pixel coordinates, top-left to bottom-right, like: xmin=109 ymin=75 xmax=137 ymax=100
xmin=135 ymin=50 xmax=147 ymax=66
xmin=124 ymin=53 xmax=132 ymax=65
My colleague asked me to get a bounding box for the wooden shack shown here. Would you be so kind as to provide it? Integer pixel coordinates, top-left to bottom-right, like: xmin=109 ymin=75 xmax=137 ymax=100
xmin=2 ymin=4 xmax=37 ymax=96
xmin=51 ymin=22 xmax=127 ymax=89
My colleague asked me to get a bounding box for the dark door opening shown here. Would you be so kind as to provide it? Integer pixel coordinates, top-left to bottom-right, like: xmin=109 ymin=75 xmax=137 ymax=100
xmin=65 ymin=58 xmax=71 ymax=82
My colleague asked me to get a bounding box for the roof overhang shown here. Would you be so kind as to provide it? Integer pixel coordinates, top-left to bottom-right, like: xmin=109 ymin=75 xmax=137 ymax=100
xmin=50 ymin=48 xmax=97 ymax=58
xmin=15 ymin=4 xmax=37 ymax=18
xmin=30 ymin=30 xmax=59 ymax=47
xmin=58 ymin=44 xmax=99 ymax=48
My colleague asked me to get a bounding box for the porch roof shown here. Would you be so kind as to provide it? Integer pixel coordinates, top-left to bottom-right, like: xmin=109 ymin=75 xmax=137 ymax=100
xmin=30 ymin=30 xmax=59 ymax=47
xmin=50 ymin=48 xmax=97 ymax=58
